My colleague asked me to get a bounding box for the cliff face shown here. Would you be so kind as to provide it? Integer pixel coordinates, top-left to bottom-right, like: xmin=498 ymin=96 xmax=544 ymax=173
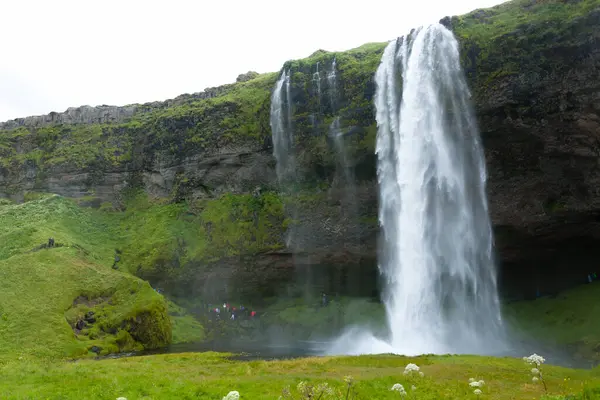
xmin=1 ymin=0 xmax=599 ymax=300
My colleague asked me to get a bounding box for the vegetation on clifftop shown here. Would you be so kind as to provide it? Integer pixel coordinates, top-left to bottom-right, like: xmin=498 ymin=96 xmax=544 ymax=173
xmin=453 ymin=0 xmax=600 ymax=98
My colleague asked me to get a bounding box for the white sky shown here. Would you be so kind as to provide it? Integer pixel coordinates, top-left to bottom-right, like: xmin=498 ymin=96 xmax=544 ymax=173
xmin=0 ymin=0 xmax=505 ymax=122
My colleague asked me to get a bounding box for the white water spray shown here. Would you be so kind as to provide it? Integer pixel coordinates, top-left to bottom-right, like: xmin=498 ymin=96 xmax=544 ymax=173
xmin=329 ymin=24 xmax=504 ymax=356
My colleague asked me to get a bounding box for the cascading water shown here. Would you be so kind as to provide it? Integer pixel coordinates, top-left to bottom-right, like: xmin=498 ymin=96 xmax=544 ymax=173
xmin=327 ymin=58 xmax=338 ymax=112
xmin=271 ymin=70 xmax=294 ymax=184
xmin=313 ymin=62 xmax=322 ymax=103
xmin=270 ymin=70 xmax=299 ymax=251
xmin=327 ymin=60 xmax=356 ymax=226
xmin=328 ymin=23 xmax=505 ymax=356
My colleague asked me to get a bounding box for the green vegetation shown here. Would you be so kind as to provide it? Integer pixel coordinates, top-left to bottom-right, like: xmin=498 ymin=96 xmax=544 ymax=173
xmin=114 ymin=189 xmax=286 ymax=294
xmin=0 ymin=195 xmax=172 ymax=359
xmin=0 ymin=195 xmax=196 ymax=359
xmin=0 ymin=352 xmax=598 ymax=399
xmin=505 ymin=283 xmax=600 ymax=365
xmin=453 ymin=0 xmax=598 ymax=45
xmin=452 ymin=0 xmax=600 ymax=93
xmin=0 ymin=191 xmax=289 ymax=356
xmin=167 ymin=300 xmax=206 ymax=344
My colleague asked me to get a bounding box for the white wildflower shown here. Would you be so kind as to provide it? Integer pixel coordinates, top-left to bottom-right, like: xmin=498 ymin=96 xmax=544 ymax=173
xmin=478 ymin=380 xmax=485 ymax=386
xmin=531 ymin=368 xmax=540 ymax=375
xmin=469 ymin=378 xmax=475 ymax=383
xmin=297 ymin=381 xmax=307 ymax=392
xmin=532 ymin=376 xmax=539 ymax=383
xmin=474 ymin=389 xmax=482 ymax=395
xmin=343 ymin=376 xmax=354 ymax=385
xmin=419 ymin=371 xmax=425 ymax=377
xmin=404 ymin=363 xmax=420 ymax=373
xmin=469 ymin=381 xmax=481 ymax=388
xmin=411 ymin=385 xmax=417 ymax=391
xmin=524 ymin=354 xmax=546 ymax=366
xmin=391 ymin=383 xmax=407 ymax=395
xmin=222 ymin=391 xmax=240 ymax=400
xmin=116 ymin=398 xmax=127 ymax=400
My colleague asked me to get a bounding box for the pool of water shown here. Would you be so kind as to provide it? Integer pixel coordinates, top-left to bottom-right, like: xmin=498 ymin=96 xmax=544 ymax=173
xmin=97 ymin=340 xmax=329 ymax=361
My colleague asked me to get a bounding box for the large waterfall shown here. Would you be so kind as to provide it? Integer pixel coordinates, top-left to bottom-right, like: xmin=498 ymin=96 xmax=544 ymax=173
xmin=329 ymin=23 xmax=505 ymax=356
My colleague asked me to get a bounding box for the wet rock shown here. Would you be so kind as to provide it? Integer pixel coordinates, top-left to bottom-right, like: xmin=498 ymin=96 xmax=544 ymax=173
xmin=90 ymin=346 xmax=102 ymax=354
xmin=75 ymin=319 xmax=86 ymax=331
xmin=84 ymin=311 xmax=96 ymax=324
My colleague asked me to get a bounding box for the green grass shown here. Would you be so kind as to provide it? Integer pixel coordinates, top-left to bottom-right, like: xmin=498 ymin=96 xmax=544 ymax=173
xmin=505 ymin=283 xmax=600 ymax=363
xmin=0 ymin=352 xmax=598 ymax=399
xmin=167 ymin=300 xmax=205 ymax=344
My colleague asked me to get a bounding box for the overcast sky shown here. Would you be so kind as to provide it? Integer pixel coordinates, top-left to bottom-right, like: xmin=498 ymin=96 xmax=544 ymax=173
xmin=0 ymin=0 xmax=505 ymax=122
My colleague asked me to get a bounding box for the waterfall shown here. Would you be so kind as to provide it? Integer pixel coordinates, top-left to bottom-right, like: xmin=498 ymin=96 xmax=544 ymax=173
xmin=271 ymin=70 xmax=295 ymax=184
xmin=328 ymin=59 xmax=357 ymax=236
xmin=327 ymin=58 xmax=338 ymax=113
xmin=312 ymin=62 xmax=322 ymax=103
xmin=328 ymin=24 xmax=505 ymax=356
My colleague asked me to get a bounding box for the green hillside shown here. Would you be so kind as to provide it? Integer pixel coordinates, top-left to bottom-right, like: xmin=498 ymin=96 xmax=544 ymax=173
xmin=0 ymin=195 xmax=176 ymax=359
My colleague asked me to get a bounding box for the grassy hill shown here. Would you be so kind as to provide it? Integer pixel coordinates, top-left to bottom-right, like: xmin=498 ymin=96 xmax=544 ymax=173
xmin=0 ymin=194 xmax=201 ymax=360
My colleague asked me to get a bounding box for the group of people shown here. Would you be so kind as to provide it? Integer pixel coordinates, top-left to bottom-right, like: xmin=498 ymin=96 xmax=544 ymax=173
xmin=207 ymin=302 xmax=257 ymax=321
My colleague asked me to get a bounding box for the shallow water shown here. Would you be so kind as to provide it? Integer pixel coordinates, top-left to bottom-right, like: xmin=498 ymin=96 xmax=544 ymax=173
xmin=97 ymin=340 xmax=328 ymax=362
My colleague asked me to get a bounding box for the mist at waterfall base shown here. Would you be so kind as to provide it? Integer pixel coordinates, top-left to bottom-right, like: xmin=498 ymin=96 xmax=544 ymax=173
xmin=327 ymin=23 xmax=507 ymax=357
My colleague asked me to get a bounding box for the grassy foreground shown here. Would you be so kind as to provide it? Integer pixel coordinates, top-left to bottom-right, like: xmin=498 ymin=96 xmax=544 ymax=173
xmin=0 ymin=352 xmax=598 ymax=399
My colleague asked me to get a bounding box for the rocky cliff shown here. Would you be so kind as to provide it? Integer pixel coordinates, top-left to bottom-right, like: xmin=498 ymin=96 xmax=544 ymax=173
xmin=1 ymin=0 xmax=599 ymax=301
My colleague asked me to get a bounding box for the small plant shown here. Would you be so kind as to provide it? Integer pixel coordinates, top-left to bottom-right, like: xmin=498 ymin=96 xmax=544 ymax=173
xmin=524 ymin=353 xmax=548 ymax=393
xmin=280 ymin=378 xmax=354 ymax=400
xmin=468 ymin=378 xmax=486 ymax=395
xmin=391 ymin=383 xmax=407 ymax=396
xmin=403 ymin=363 xmax=424 ymax=378
xmin=343 ymin=376 xmax=356 ymax=399
xmin=390 ymin=364 xmax=424 ymax=397
xmin=222 ymin=391 xmax=240 ymax=400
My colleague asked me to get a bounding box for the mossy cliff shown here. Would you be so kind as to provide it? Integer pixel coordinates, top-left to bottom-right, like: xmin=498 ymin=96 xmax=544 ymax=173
xmin=0 ymin=0 xmax=599 ymax=302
